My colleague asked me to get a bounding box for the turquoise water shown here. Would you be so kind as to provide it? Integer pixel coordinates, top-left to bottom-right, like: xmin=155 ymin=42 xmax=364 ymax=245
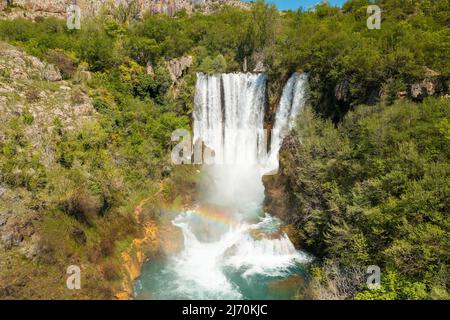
xmin=133 ymin=211 xmax=311 ymax=300
xmin=134 ymin=257 xmax=309 ymax=300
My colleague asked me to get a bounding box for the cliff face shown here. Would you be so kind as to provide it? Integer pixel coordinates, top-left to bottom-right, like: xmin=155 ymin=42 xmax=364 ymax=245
xmin=0 ymin=0 xmax=249 ymax=19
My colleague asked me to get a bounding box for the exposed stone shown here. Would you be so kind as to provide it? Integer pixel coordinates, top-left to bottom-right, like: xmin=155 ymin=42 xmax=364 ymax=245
xmin=0 ymin=186 xmax=6 ymax=198
xmin=253 ymin=60 xmax=267 ymax=73
xmin=20 ymin=235 xmax=54 ymax=262
xmin=167 ymin=55 xmax=193 ymax=82
xmin=0 ymin=42 xmax=62 ymax=81
xmin=0 ymin=0 xmax=250 ymax=20
xmin=253 ymin=52 xmax=267 ymax=73
xmin=0 ymin=285 xmax=17 ymax=298
xmin=411 ymin=83 xmax=424 ymax=99
xmin=0 ymin=211 xmax=35 ymax=250
xmin=409 ymin=68 xmax=444 ymax=100
xmin=146 ymin=62 xmax=154 ymax=75
xmin=79 ymin=70 xmax=92 ymax=81
xmin=0 ymin=211 xmax=9 ymax=227
xmin=0 ymin=41 xmax=95 ymax=162
xmin=74 ymin=63 xmax=92 ymax=83
xmin=115 ymin=198 xmax=160 ymax=300
xmin=335 ymin=79 xmax=350 ymax=102
xmin=1 ymin=232 xmax=24 ymax=248
xmin=43 ymin=63 xmax=62 ymax=81
xmin=424 ymin=67 xmax=440 ymax=78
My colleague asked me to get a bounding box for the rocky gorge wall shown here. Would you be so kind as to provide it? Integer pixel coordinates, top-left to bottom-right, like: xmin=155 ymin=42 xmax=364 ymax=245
xmin=0 ymin=0 xmax=249 ymax=19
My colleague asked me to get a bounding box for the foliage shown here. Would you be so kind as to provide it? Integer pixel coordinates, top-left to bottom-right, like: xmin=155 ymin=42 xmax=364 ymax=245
xmin=197 ymin=54 xmax=227 ymax=74
xmin=280 ymin=98 xmax=449 ymax=299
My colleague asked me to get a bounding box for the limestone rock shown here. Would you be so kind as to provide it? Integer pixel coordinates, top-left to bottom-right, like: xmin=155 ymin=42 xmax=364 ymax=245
xmin=335 ymin=79 xmax=350 ymax=102
xmin=0 ymin=42 xmax=62 ymax=81
xmin=0 ymin=185 xmax=6 ymax=198
xmin=0 ymin=211 xmax=9 ymax=227
xmin=0 ymin=211 xmax=35 ymax=250
xmin=253 ymin=52 xmax=267 ymax=73
xmin=146 ymin=62 xmax=154 ymax=75
xmin=253 ymin=60 xmax=267 ymax=73
xmin=43 ymin=63 xmax=62 ymax=81
xmin=0 ymin=41 xmax=95 ymax=164
xmin=20 ymin=235 xmax=54 ymax=262
xmin=167 ymin=55 xmax=193 ymax=82
xmin=0 ymin=0 xmax=251 ymax=20
xmin=410 ymin=68 xmax=444 ymax=100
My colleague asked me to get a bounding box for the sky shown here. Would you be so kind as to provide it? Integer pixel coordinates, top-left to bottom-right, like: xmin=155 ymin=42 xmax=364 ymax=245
xmin=242 ymin=0 xmax=346 ymax=11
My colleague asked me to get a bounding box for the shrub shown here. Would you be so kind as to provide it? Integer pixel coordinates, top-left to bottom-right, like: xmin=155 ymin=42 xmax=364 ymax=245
xmin=21 ymin=108 xmax=34 ymax=124
xmin=46 ymin=49 xmax=77 ymax=79
xmin=101 ymin=262 xmax=122 ymax=281
xmin=62 ymin=188 xmax=101 ymax=225
xmin=99 ymin=236 xmax=115 ymax=257
xmin=198 ymin=54 xmax=227 ymax=74
xmin=25 ymin=89 xmax=40 ymax=103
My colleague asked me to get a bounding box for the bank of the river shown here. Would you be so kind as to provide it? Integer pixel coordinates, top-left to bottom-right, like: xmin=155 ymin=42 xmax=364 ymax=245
xmin=115 ymin=197 xmax=160 ymax=300
xmin=263 ymin=172 xmax=303 ymax=249
xmin=115 ymin=167 xmax=200 ymax=299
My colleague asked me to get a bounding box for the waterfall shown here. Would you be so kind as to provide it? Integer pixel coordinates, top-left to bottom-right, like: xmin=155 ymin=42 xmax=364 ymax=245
xmin=194 ymin=73 xmax=268 ymax=213
xmin=266 ymin=72 xmax=309 ymax=174
xmin=134 ymin=72 xmax=310 ymax=300
xmin=187 ymin=71 xmax=310 ymax=293
xmin=193 ymin=72 xmax=308 ymax=175
xmin=193 ymin=73 xmax=267 ymax=166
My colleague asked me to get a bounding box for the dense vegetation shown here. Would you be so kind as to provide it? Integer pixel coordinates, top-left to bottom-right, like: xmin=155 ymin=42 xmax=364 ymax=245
xmin=1 ymin=0 xmax=448 ymax=117
xmin=279 ymin=97 xmax=449 ymax=299
xmin=0 ymin=0 xmax=448 ymax=299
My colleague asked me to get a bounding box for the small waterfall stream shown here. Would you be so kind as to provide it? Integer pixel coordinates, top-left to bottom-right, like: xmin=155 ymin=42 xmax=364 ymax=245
xmin=134 ymin=72 xmax=310 ymax=300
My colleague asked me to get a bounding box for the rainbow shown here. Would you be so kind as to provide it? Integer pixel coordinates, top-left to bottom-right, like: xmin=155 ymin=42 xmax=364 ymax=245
xmin=191 ymin=205 xmax=238 ymax=228
xmin=165 ymin=203 xmax=239 ymax=228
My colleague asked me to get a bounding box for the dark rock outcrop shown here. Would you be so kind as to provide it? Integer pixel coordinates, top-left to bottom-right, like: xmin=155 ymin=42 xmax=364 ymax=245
xmin=334 ymin=79 xmax=350 ymax=103
xmin=409 ymin=68 xmax=445 ymax=100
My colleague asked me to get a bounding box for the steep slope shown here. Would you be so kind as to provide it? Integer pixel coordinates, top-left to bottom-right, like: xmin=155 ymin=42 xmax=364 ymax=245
xmin=0 ymin=0 xmax=249 ymax=20
xmin=0 ymin=42 xmax=101 ymax=298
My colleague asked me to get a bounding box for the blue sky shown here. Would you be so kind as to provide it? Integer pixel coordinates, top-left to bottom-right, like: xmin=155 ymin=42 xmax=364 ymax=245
xmin=242 ymin=0 xmax=346 ymax=11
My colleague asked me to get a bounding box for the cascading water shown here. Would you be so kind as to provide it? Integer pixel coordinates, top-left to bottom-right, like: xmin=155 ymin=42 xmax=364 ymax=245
xmin=194 ymin=73 xmax=268 ymax=214
xmin=266 ymin=72 xmax=309 ymax=174
xmin=134 ymin=72 xmax=311 ymax=300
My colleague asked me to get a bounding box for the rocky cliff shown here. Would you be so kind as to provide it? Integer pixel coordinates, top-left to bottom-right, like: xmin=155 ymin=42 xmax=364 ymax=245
xmin=0 ymin=0 xmax=249 ymax=20
xmin=0 ymin=41 xmax=94 ymax=250
xmin=0 ymin=42 xmax=94 ymax=163
xmin=0 ymin=42 xmax=101 ymax=299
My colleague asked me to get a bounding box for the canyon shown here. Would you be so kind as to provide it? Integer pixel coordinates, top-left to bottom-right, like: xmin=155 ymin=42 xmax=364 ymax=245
xmin=0 ymin=0 xmax=249 ymax=19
